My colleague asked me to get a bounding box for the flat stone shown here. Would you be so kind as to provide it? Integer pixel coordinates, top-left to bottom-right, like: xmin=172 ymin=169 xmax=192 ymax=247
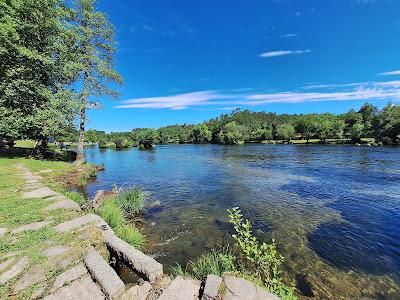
xmin=58 ymin=257 xmax=75 ymax=269
xmin=0 ymin=256 xmax=29 ymax=285
xmin=23 ymin=187 xmax=58 ymax=199
xmin=0 ymin=257 xmax=15 ymax=272
xmin=0 ymin=251 xmax=21 ymax=260
xmin=23 ymin=183 xmax=45 ymax=191
xmin=0 ymin=227 xmax=7 ymax=236
xmin=13 ymin=267 xmax=46 ymax=293
xmin=43 ymin=274 xmax=105 ymax=300
xmin=158 ymin=276 xmax=200 ymax=300
xmin=222 ymin=276 xmax=280 ymax=300
xmin=38 ymin=169 xmax=53 ymax=174
xmin=54 ymin=214 xmax=102 ymax=233
xmin=51 ymin=263 xmax=87 ymax=292
xmin=11 ymin=220 xmax=51 ymax=234
xmin=120 ymin=281 xmax=152 ymax=300
xmin=84 ymin=250 xmax=125 ymax=299
xmin=202 ymin=274 xmax=223 ymax=300
xmin=32 ymin=284 xmax=47 ymax=299
xmin=45 ymin=199 xmax=81 ymax=211
xmin=102 ymin=231 xmax=163 ymax=284
xmin=42 ymin=245 xmax=70 ymax=259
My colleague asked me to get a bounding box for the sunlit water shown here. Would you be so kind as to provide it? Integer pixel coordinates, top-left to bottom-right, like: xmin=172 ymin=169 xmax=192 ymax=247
xmin=83 ymin=144 xmax=400 ymax=299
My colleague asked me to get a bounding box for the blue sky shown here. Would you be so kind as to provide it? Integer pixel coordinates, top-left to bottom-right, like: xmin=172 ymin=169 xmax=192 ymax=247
xmin=88 ymin=0 xmax=400 ymax=132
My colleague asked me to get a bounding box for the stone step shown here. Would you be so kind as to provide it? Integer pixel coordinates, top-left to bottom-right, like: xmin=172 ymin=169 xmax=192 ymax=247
xmin=22 ymin=187 xmax=58 ymax=199
xmin=202 ymin=274 xmax=222 ymax=300
xmin=102 ymin=230 xmax=163 ymax=284
xmin=84 ymin=250 xmax=125 ymax=299
xmin=222 ymin=276 xmax=280 ymax=300
xmin=120 ymin=281 xmax=152 ymax=300
xmin=50 ymin=263 xmax=88 ymax=293
xmin=157 ymin=276 xmax=201 ymax=300
xmin=43 ymin=274 xmax=105 ymax=300
xmin=0 ymin=256 xmax=29 ymax=285
xmin=11 ymin=220 xmax=52 ymax=234
xmin=45 ymin=199 xmax=81 ymax=211
xmin=54 ymin=214 xmax=102 ymax=232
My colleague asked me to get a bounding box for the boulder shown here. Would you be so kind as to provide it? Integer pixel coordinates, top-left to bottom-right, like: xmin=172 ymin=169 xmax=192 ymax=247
xmin=157 ymin=276 xmax=200 ymax=300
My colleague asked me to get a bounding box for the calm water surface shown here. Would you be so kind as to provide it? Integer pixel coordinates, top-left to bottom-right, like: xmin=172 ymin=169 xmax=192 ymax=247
xmin=83 ymin=144 xmax=400 ymax=299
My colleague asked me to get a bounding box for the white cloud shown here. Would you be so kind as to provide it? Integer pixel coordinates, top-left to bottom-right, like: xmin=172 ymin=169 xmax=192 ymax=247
xmin=115 ymin=81 xmax=400 ymax=110
xmin=259 ymin=49 xmax=311 ymax=58
xmin=281 ymin=33 xmax=298 ymax=38
xmin=378 ymin=70 xmax=400 ymax=76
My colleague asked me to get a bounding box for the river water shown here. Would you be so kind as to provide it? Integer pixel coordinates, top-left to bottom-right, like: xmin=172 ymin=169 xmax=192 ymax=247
xmin=83 ymin=144 xmax=400 ymax=299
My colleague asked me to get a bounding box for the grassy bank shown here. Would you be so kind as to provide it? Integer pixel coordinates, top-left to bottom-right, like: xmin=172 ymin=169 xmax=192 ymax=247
xmin=0 ymin=158 xmax=107 ymax=298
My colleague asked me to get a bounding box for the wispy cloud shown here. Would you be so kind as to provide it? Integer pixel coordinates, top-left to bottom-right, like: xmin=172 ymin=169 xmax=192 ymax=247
xmin=259 ymin=49 xmax=311 ymax=58
xmin=115 ymin=81 xmax=400 ymax=110
xmin=280 ymin=33 xmax=298 ymax=38
xmin=378 ymin=70 xmax=400 ymax=76
xmin=115 ymin=91 xmax=228 ymax=110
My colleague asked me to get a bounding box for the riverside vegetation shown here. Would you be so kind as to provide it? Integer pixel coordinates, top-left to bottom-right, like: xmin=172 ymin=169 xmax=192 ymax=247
xmin=172 ymin=208 xmax=296 ymax=300
xmin=74 ymin=103 xmax=399 ymax=148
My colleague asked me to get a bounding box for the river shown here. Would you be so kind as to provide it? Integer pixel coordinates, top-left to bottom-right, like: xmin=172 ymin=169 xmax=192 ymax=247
xmin=83 ymin=144 xmax=400 ymax=299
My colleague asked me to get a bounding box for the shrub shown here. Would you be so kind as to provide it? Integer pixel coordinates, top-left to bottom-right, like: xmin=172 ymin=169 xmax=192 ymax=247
xmin=115 ymin=224 xmax=144 ymax=248
xmin=117 ymin=187 xmax=145 ymax=216
xmin=228 ymin=207 xmax=296 ymax=299
xmin=64 ymin=191 xmax=85 ymax=206
xmin=98 ymin=200 xmax=125 ymax=228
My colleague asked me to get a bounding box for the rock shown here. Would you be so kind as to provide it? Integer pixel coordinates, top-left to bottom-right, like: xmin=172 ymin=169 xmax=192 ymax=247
xmin=58 ymin=257 xmax=75 ymax=269
xmin=0 ymin=257 xmax=15 ymax=272
xmin=222 ymin=276 xmax=280 ymax=300
xmin=0 ymin=256 xmax=29 ymax=284
xmin=23 ymin=183 xmax=45 ymax=191
xmin=13 ymin=267 xmax=46 ymax=293
xmin=120 ymin=282 xmax=152 ymax=300
xmin=42 ymin=245 xmax=70 ymax=259
xmin=84 ymin=250 xmax=125 ymax=299
xmin=202 ymin=274 xmax=222 ymax=299
xmin=51 ymin=263 xmax=87 ymax=292
xmin=43 ymin=274 xmax=105 ymax=300
xmin=92 ymin=190 xmax=106 ymax=210
xmin=45 ymin=199 xmax=81 ymax=211
xmin=0 ymin=250 xmax=21 ymax=260
xmin=102 ymin=231 xmax=163 ymax=284
xmin=23 ymin=187 xmax=58 ymax=199
xmin=54 ymin=214 xmax=102 ymax=232
xmin=11 ymin=220 xmax=52 ymax=234
xmin=158 ymin=276 xmax=200 ymax=300
xmin=38 ymin=169 xmax=53 ymax=174
xmin=0 ymin=227 xmax=7 ymax=236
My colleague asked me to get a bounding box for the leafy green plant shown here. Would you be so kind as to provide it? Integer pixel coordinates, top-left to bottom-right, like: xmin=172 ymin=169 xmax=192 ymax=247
xmin=117 ymin=187 xmax=145 ymax=216
xmin=115 ymin=224 xmax=144 ymax=248
xmin=228 ymin=207 xmax=296 ymax=299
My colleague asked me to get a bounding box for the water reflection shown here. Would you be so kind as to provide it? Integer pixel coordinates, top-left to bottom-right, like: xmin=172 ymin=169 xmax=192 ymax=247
xmin=84 ymin=144 xmax=400 ymax=299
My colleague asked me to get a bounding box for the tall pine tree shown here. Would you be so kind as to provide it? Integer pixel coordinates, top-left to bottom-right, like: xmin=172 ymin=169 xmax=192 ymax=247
xmin=70 ymin=0 xmax=122 ymax=164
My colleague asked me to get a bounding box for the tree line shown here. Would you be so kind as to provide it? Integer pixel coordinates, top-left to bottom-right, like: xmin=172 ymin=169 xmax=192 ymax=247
xmin=0 ymin=0 xmax=121 ymax=163
xmin=80 ymin=103 xmax=400 ymax=148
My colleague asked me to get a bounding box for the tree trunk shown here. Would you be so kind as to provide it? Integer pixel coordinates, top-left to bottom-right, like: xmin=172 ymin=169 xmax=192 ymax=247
xmin=76 ymin=73 xmax=88 ymax=165
xmin=31 ymin=137 xmax=48 ymax=158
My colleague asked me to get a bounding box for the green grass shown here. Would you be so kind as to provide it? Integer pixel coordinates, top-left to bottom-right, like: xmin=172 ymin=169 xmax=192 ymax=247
xmin=0 ymin=158 xmax=107 ymax=299
xmin=115 ymin=224 xmax=144 ymax=248
xmin=117 ymin=187 xmax=145 ymax=216
xmin=64 ymin=191 xmax=86 ymax=206
xmin=98 ymin=199 xmax=125 ymax=228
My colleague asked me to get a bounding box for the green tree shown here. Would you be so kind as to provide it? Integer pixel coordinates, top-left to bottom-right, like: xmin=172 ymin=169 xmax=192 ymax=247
xmin=191 ymin=124 xmax=212 ymax=143
xmin=71 ymin=0 xmax=123 ymax=164
xmin=275 ymin=124 xmax=295 ymax=142
xmin=0 ymin=0 xmax=78 ymax=155
xmin=372 ymin=104 xmax=400 ymax=144
xmin=217 ymin=121 xmax=247 ymax=145
xmin=359 ymin=103 xmax=377 ymax=135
